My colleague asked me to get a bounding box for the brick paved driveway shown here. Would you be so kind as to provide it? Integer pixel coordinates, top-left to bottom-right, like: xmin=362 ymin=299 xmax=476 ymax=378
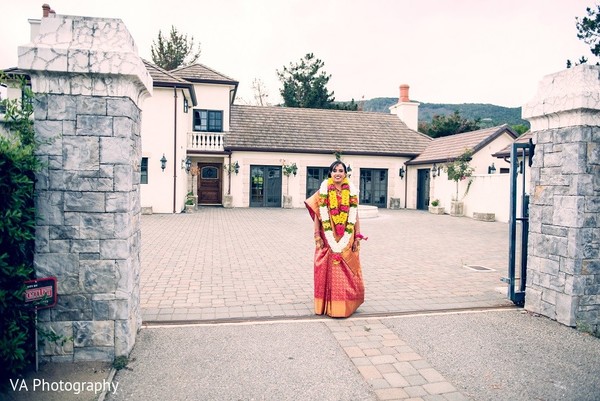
xmin=140 ymin=208 xmax=512 ymax=322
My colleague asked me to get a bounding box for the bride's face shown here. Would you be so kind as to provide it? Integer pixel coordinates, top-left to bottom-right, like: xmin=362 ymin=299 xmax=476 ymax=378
xmin=330 ymin=164 xmax=346 ymax=184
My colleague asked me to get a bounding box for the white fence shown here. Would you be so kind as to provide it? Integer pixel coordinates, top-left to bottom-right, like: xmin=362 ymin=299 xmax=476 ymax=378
xmin=430 ymin=171 xmax=530 ymax=223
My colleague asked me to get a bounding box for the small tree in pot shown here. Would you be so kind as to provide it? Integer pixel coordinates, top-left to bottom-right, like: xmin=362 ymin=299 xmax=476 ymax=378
xmin=444 ymin=149 xmax=474 ymax=216
xmin=281 ymin=160 xmax=298 ymax=208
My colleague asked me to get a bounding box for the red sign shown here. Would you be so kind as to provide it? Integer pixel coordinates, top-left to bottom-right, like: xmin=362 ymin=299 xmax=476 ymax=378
xmin=24 ymin=277 xmax=57 ymax=309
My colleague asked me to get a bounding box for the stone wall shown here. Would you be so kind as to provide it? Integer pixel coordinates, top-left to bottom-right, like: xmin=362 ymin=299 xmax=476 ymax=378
xmin=18 ymin=13 xmax=152 ymax=361
xmin=523 ymin=65 xmax=600 ymax=336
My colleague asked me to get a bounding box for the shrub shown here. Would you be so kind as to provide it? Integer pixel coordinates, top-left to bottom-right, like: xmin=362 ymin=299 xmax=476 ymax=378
xmin=0 ymin=75 xmax=40 ymax=382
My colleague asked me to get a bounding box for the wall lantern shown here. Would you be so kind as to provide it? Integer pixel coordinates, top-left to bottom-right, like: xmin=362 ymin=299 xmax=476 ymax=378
xmin=160 ymin=154 xmax=167 ymax=172
xmin=399 ymin=167 xmax=405 ymax=179
xmin=182 ymin=157 xmax=192 ymax=173
xmin=488 ymin=163 xmax=496 ymax=174
xmin=226 ymin=161 xmax=240 ymax=175
xmin=431 ymin=163 xmax=438 ymax=178
xmin=183 ymin=98 xmax=189 ymax=113
xmin=223 ymin=160 xmax=240 ymax=176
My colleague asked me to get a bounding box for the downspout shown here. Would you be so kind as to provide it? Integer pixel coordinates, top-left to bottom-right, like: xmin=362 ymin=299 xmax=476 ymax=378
xmin=227 ymin=152 xmax=232 ymax=195
xmin=228 ymin=87 xmax=235 ymax=197
xmin=403 ymin=163 xmax=408 ymax=208
xmin=173 ymin=87 xmax=178 ymax=213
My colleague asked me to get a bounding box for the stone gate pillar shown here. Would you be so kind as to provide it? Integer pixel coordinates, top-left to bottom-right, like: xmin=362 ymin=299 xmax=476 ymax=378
xmin=18 ymin=12 xmax=152 ymax=361
xmin=523 ymin=65 xmax=600 ymax=336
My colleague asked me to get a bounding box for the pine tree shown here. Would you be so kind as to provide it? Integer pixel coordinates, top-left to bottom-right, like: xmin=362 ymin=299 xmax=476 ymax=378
xmin=151 ymin=26 xmax=201 ymax=71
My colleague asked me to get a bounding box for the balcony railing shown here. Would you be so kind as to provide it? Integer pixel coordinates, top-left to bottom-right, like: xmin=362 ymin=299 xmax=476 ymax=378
xmin=188 ymin=131 xmax=224 ymax=151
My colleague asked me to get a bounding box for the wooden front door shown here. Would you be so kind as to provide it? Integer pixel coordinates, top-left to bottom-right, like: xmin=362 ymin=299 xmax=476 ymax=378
xmin=197 ymin=163 xmax=222 ymax=205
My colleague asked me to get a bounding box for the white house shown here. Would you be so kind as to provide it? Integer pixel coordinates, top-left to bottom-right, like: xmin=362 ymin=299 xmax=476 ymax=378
xmin=2 ymin=24 xmax=526 ymax=218
xmin=139 ymin=61 xmax=198 ymax=214
xmin=406 ymin=125 xmax=518 ymax=219
xmin=139 ymin=59 xmax=431 ymax=212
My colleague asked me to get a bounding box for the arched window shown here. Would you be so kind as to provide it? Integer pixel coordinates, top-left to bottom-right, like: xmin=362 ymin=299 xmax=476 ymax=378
xmin=201 ymin=166 xmax=219 ymax=180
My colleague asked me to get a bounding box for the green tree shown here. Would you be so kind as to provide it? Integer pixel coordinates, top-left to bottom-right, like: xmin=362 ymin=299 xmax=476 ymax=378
xmin=568 ymin=5 xmax=600 ymax=67
xmin=577 ymin=5 xmax=600 ymax=58
xmin=277 ymin=53 xmax=357 ymax=110
xmin=418 ymin=110 xmax=480 ymax=138
xmin=444 ymin=148 xmax=474 ymax=201
xmin=151 ymin=26 xmax=201 ymax=71
xmin=511 ymin=124 xmax=529 ymax=136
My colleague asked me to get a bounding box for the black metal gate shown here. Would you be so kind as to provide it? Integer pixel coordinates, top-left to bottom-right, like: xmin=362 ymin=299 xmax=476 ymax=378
xmin=503 ymin=140 xmax=535 ymax=306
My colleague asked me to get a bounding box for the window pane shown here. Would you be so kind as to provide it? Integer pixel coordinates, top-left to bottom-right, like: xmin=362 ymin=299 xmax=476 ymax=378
xmin=306 ymin=167 xmax=328 ymax=198
xmin=208 ymin=110 xmax=222 ymax=132
xmin=250 ymin=166 xmax=264 ymax=204
xmin=140 ymin=157 xmax=148 ymax=184
xmin=201 ymin=166 xmax=218 ymax=179
xmin=193 ymin=110 xmax=222 ymax=132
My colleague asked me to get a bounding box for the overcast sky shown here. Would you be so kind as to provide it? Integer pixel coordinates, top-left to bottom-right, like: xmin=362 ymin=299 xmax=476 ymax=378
xmin=0 ymin=0 xmax=594 ymax=107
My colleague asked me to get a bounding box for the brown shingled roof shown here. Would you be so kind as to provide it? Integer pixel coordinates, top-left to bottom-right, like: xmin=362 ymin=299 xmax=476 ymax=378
xmin=171 ymin=63 xmax=238 ymax=85
xmin=142 ymin=59 xmax=197 ymax=106
xmin=143 ymin=59 xmax=189 ymax=86
xmin=493 ymin=131 xmax=532 ymax=158
xmin=408 ymin=124 xmax=517 ymax=165
xmin=226 ymin=105 xmax=432 ymax=156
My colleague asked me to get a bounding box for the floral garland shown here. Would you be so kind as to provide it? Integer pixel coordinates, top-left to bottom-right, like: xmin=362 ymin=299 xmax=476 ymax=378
xmin=318 ymin=177 xmax=359 ymax=253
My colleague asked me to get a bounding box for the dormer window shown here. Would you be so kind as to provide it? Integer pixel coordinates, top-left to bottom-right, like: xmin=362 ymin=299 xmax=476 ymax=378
xmin=193 ymin=109 xmax=222 ymax=132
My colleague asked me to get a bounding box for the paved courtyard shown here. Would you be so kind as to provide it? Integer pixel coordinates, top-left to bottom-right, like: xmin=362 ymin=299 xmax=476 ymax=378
xmin=140 ymin=208 xmax=513 ymax=322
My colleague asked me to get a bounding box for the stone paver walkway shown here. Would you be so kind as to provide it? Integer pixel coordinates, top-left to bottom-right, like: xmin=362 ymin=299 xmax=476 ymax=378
xmin=133 ymin=208 xmax=520 ymax=401
xmin=327 ymin=317 xmax=467 ymax=401
xmin=141 ymin=208 xmax=512 ymax=322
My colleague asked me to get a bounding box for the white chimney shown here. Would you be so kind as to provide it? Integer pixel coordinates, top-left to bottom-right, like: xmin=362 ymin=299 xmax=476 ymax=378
xmin=389 ymin=84 xmax=420 ymax=131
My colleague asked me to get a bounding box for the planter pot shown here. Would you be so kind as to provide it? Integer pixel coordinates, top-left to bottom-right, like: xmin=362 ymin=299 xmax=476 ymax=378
xmin=223 ymin=195 xmax=233 ymax=208
xmin=473 ymin=212 xmax=495 ymax=222
xmin=184 ymin=204 xmax=195 ymax=213
xmin=428 ymin=206 xmax=445 ymax=215
xmin=450 ymin=201 xmax=464 ymax=217
xmin=283 ymin=195 xmax=293 ymax=209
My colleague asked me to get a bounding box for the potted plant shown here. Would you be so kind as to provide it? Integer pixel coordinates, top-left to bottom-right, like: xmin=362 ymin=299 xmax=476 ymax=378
xmin=184 ymin=191 xmax=195 ymax=213
xmin=429 ymin=199 xmax=445 ymax=215
xmin=223 ymin=161 xmax=239 ymax=208
xmin=189 ymin=166 xmax=199 ymax=206
xmin=444 ymin=149 xmax=474 ymax=217
xmin=281 ymin=160 xmax=297 ymax=209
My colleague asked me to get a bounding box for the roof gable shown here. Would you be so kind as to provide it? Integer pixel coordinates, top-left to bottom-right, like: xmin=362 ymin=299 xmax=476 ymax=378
xmin=142 ymin=59 xmax=189 ymax=86
xmin=408 ymin=124 xmax=517 ymax=165
xmin=142 ymin=59 xmax=197 ymax=106
xmin=493 ymin=130 xmax=532 ymax=158
xmin=226 ymin=105 xmax=432 ymax=156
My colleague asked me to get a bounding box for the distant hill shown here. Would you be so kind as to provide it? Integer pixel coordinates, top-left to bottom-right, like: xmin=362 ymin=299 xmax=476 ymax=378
xmin=360 ymin=97 xmax=529 ymax=128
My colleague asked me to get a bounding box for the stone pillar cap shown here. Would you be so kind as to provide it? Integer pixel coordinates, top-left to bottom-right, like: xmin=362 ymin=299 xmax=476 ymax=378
xmin=18 ymin=13 xmax=152 ymax=96
xmin=522 ymin=64 xmax=600 ymax=130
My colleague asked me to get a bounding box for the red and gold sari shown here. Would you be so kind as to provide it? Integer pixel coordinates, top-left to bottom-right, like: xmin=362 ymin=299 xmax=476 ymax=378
xmin=305 ymin=182 xmax=364 ymax=318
